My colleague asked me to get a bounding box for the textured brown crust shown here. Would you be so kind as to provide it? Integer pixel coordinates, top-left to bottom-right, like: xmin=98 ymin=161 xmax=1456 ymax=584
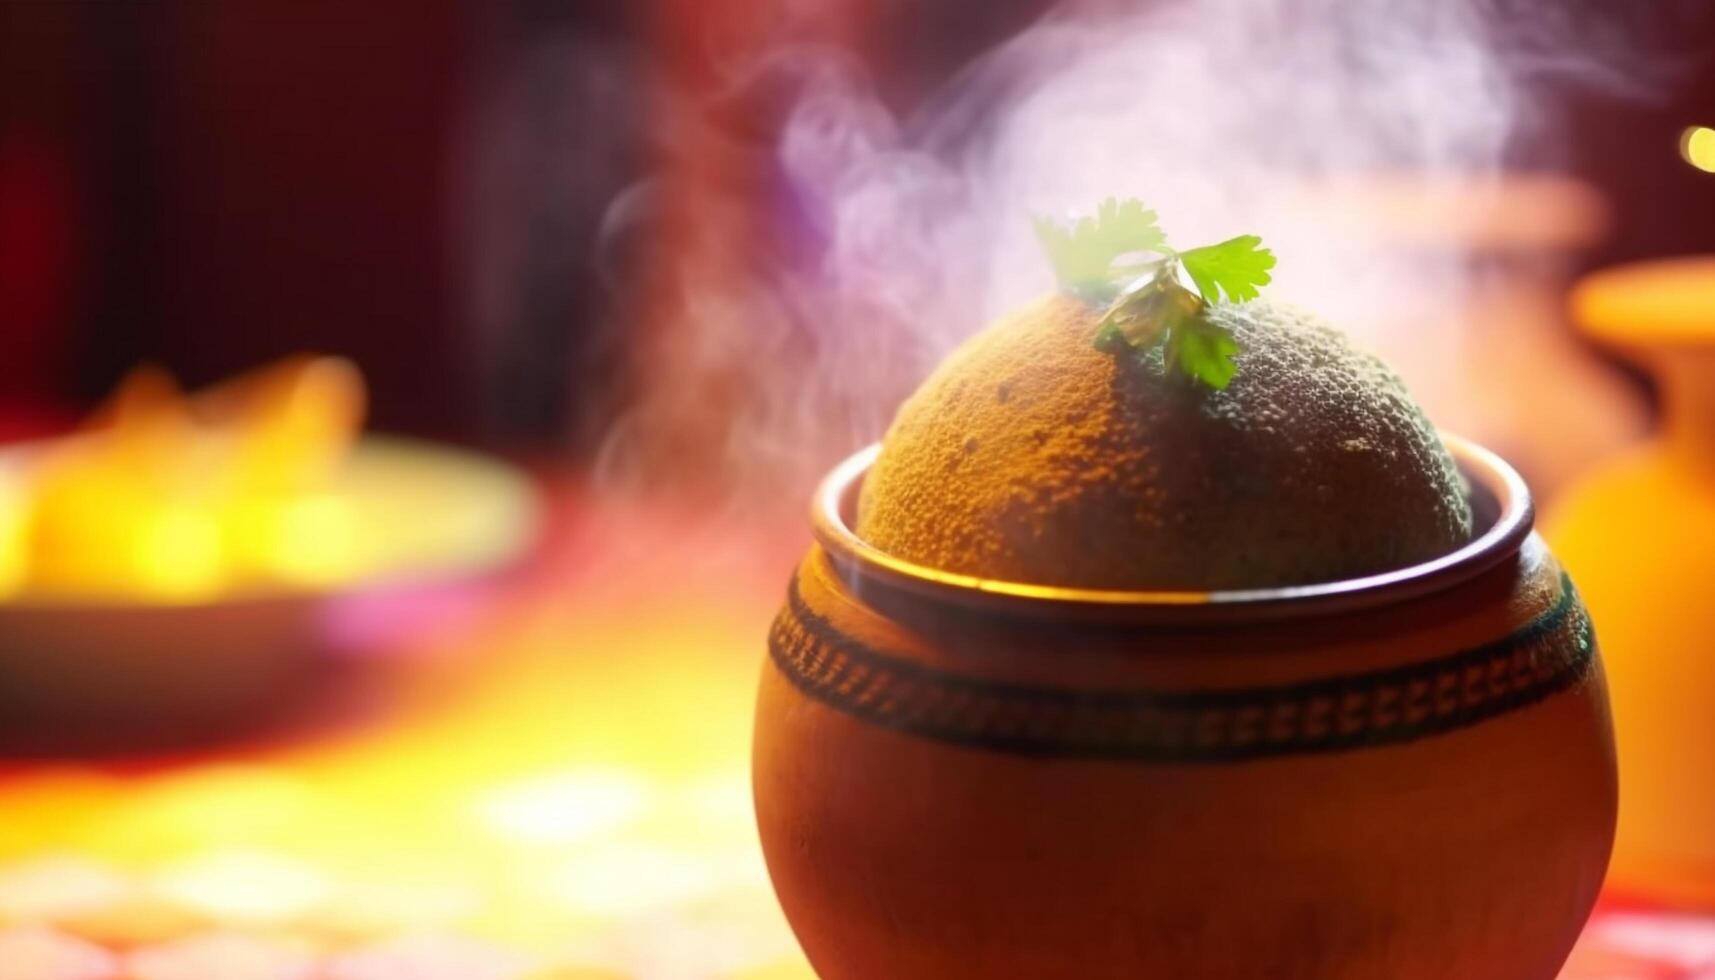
xmin=856 ymin=295 xmax=1473 ymax=589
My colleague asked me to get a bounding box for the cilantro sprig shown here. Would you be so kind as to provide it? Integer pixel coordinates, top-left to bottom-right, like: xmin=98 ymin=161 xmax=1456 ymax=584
xmin=1032 ymin=198 xmax=1275 ymax=389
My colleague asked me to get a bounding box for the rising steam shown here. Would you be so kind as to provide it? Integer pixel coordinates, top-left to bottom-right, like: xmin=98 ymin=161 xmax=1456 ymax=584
xmin=590 ymin=0 xmax=1687 ymax=512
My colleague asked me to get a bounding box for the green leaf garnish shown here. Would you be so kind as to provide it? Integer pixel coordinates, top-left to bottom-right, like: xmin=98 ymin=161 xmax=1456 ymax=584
xmin=1032 ymin=199 xmax=1273 ymax=389
xmin=1168 ymin=317 xmax=1241 ymax=389
xmin=1032 ymin=197 xmax=1168 ymax=301
xmin=1177 ymin=235 xmax=1276 ymax=304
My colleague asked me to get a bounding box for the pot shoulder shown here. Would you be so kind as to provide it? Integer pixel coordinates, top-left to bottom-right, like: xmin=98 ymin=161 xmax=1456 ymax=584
xmin=768 ymin=535 xmax=1595 ymax=764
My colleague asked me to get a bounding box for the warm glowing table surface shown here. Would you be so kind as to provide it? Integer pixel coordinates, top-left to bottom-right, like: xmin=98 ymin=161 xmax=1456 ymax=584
xmin=0 ymin=478 xmax=1704 ymax=979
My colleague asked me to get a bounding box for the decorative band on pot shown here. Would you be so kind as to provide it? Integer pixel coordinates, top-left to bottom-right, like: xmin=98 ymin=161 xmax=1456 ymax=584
xmin=769 ymin=569 xmax=1594 ymax=763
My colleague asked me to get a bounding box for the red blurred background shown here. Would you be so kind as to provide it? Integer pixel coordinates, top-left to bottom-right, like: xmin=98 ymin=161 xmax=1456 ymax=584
xmin=5 ymin=0 xmax=1704 ymax=449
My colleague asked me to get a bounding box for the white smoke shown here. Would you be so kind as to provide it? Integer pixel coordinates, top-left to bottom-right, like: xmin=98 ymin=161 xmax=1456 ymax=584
xmin=593 ymin=0 xmax=1690 ymax=510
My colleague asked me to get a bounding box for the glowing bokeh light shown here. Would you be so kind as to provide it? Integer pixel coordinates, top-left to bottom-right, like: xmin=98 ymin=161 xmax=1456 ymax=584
xmin=0 ymin=856 xmax=131 ymax=921
xmin=542 ymin=844 xmax=722 ymax=918
xmin=472 ymin=770 xmax=651 ymax=846
xmin=152 ymin=851 xmax=332 ymax=925
xmin=1683 ymin=126 xmax=1715 ymax=174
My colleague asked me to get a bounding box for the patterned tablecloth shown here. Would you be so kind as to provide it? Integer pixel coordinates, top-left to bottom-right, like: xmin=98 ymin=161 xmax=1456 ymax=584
xmin=0 ymin=493 xmax=1698 ymax=980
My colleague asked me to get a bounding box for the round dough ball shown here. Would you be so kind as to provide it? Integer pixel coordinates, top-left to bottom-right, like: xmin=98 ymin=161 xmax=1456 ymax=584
xmin=855 ymin=295 xmax=1472 ymax=590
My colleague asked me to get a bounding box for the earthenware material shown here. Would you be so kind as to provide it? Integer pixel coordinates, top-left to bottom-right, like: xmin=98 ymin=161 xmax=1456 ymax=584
xmin=754 ymin=438 xmax=1615 ymax=979
xmin=1549 ymin=256 xmax=1715 ymax=906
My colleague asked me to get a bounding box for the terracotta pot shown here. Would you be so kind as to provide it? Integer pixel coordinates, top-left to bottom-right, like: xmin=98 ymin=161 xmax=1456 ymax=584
xmin=754 ymin=437 xmax=1616 ymax=979
xmin=1548 ymin=256 xmax=1715 ymax=906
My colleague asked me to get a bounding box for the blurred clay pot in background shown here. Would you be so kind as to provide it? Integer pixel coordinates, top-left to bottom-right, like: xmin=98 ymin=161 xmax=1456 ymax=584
xmin=1549 ymin=256 xmax=1715 ymax=907
xmin=754 ymin=438 xmax=1615 ymax=980
xmin=1285 ymin=174 xmax=1647 ymax=505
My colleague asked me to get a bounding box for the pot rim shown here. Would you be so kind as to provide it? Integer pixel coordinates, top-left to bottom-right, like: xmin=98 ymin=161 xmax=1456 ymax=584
xmin=810 ymin=434 xmax=1534 ymax=623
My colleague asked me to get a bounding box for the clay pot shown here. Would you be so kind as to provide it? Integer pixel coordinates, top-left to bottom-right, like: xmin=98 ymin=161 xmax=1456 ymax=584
xmin=754 ymin=437 xmax=1616 ymax=979
xmin=1548 ymin=256 xmax=1715 ymax=906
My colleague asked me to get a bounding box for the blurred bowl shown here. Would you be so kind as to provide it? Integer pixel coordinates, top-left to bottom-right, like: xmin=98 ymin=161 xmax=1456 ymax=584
xmin=0 ymin=436 xmax=539 ymax=749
